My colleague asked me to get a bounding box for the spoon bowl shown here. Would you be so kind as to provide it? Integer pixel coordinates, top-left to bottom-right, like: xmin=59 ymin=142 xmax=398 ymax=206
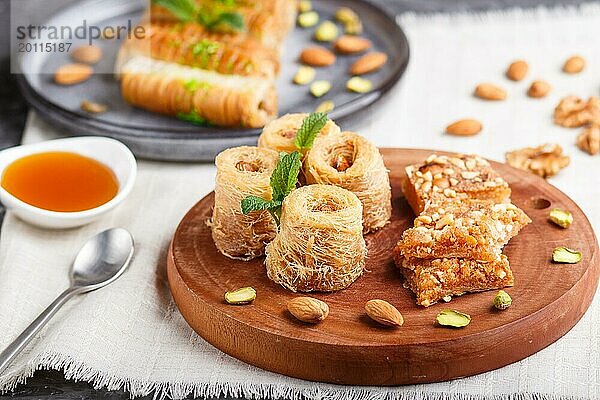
xmin=71 ymin=228 xmax=134 ymax=290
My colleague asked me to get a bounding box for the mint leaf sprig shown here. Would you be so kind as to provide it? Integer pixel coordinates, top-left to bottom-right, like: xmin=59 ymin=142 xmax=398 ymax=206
xmin=241 ymin=151 xmax=302 ymax=225
xmin=153 ymin=0 xmax=197 ymax=21
xmin=152 ymin=0 xmax=245 ymax=32
xmin=200 ymin=11 xmax=245 ymax=32
xmin=294 ymin=112 xmax=328 ymax=152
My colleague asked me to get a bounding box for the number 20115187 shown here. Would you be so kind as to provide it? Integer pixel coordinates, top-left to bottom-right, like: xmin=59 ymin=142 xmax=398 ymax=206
xmin=18 ymin=42 xmax=72 ymax=53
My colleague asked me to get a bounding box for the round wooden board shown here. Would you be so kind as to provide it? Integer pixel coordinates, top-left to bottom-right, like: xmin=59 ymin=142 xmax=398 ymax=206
xmin=167 ymin=148 xmax=599 ymax=385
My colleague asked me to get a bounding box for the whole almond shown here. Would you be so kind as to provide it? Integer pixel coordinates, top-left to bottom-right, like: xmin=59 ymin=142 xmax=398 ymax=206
xmin=563 ymin=55 xmax=585 ymax=74
xmin=350 ymin=51 xmax=388 ymax=75
xmin=474 ymin=83 xmax=507 ymax=101
xmin=365 ymin=300 xmax=403 ymax=327
xmin=299 ymin=46 xmax=336 ymax=67
xmin=54 ymin=63 xmax=93 ymax=85
xmin=287 ymin=297 xmax=329 ymax=323
xmin=70 ymin=45 xmax=103 ymax=64
xmin=506 ymin=60 xmax=528 ymax=81
xmin=445 ymin=119 xmax=483 ymax=136
xmin=527 ymin=80 xmax=552 ymax=98
xmin=333 ymin=35 xmax=372 ymax=54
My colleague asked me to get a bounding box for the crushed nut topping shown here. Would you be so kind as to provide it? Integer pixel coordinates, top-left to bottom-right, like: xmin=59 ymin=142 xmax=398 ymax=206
xmin=554 ymin=96 xmax=600 ymax=128
xmin=398 ymin=199 xmax=531 ymax=262
xmin=280 ymin=129 xmax=297 ymax=139
xmin=333 ymin=154 xmax=352 ymax=171
xmin=505 ymin=143 xmax=570 ymax=178
xmin=403 ymin=154 xmax=511 ymax=214
xmin=576 ymin=125 xmax=600 ymax=155
xmin=235 ymin=161 xmax=260 ymax=172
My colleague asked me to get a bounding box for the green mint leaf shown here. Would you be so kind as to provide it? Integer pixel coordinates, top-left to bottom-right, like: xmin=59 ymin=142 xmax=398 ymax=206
xmin=215 ymin=0 xmax=237 ymax=6
xmin=196 ymin=11 xmax=212 ymax=27
xmin=239 ymin=152 xmax=301 ymax=227
xmin=153 ymin=0 xmax=197 ymax=22
xmin=176 ymin=110 xmax=211 ymax=126
xmin=212 ymin=12 xmax=245 ymax=31
xmin=270 ymin=151 xmax=302 ymax=202
xmin=198 ymin=10 xmax=245 ymax=32
xmin=241 ymin=196 xmax=281 ymax=215
xmin=269 ymin=208 xmax=282 ymax=227
xmin=294 ymin=112 xmax=328 ymax=151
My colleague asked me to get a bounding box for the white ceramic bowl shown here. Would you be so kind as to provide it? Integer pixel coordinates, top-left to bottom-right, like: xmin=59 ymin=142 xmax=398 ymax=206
xmin=0 ymin=136 xmax=137 ymax=229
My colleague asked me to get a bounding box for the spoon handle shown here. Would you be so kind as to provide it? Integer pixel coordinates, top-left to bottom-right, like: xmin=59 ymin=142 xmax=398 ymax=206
xmin=0 ymin=287 xmax=80 ymax=375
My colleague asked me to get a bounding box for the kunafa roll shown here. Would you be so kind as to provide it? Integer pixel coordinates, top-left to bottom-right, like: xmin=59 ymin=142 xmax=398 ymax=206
xmin=149 ymin=0 xmax=297 ymax=49
xmin=116 ymin=22 xmax=280 ymax=79
xmin=210 ymin=146 xmax=279 ymax=260
xmin=304 ymin=131 xmax=392 ymax=233
xmin=265 ymin=184 xmax=367 ymax=292
xmin=240 ymin=0 xmax=297 ymax=48
xmin=120 ymin=56 xmax=277 ymax=128
xmin=258 ymin=113 xmax=341 ymax=154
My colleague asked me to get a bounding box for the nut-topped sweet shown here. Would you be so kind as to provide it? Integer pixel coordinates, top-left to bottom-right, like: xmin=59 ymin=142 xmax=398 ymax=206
xmin=402 ymin=154 xmax=511 ymax=215
xmin=395 ymin=153 xmax=531 ymax=307
xmin=395 ymin=199 xmax=531 ymax=262
xmin=397 ymin=255 xmax=514 ymax=307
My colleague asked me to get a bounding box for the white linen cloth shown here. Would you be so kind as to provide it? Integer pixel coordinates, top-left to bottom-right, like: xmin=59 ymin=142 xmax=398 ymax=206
xmin=1 ymin=4 xmax=600 ymax=399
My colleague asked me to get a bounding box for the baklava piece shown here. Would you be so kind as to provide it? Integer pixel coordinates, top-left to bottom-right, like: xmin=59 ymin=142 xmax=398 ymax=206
xmin=397 ymin=255 xmax=514 ymax=307
xmin=402 ymin=154 xmax=511 ymax=215
xmin=394 ymin=200 xmax=531 ymax=262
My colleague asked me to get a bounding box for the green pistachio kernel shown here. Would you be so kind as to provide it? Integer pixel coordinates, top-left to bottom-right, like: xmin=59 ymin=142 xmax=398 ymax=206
xmin=493 ymin=290 xmax=512 ymax=310
xmin=344 ymin=19 xmax=363 ymax=35
xmin=552 ymin=247 xmax=582 ymax=264
xmin=314 ymin=21 xmax=339 ymax=42
xmin=347 ymin=76 xmax=372 ymax=93
xmin=549 ymin=208 xmax=573 ymax=229
xmin=298 ymin=0 xmax=312 ymax=13
xmin=436 ymin=309 xmax=471 ymax=328
xmin=293 ymin=66 xmax=316 ymax=85
xmin=310 ymin=80 xmax=332 ymax=97
xmin=224 ymin=287 xmax=256 ymax=305
xmin=298 ymin=11 xmax=319 ymax=28
xmin=335 ymin=7 xmax=359 ymax=24
xmin=315 ymin=100 xmax=334 ymax=113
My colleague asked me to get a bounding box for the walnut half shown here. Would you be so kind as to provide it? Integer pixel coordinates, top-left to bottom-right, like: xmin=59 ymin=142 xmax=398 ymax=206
xmin=577 ymin=125 xmax=600 ymax=155
xmin=506 ymin=143 xmax=570 ymax=178
xmin=553 ymin=96 xmax=600 ymax=128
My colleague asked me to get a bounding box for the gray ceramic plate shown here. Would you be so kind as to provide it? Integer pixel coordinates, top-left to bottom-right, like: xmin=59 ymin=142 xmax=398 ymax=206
xmin=17 ymin=0 xmax=409 ymax=161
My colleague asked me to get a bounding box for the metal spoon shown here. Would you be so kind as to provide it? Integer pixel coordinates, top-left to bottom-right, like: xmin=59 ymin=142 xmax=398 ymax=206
xmin=0 ymin=228 xmax=134 ymax=374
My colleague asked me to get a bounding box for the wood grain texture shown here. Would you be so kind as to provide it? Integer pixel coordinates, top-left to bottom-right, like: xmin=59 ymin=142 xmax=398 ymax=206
xmin=167 ymin=148 xmax=599 ymax=386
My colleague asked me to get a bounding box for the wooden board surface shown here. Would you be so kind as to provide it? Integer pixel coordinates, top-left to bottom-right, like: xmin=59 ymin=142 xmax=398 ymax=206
xmin=167 ymin=148 xmax=599 ymax=385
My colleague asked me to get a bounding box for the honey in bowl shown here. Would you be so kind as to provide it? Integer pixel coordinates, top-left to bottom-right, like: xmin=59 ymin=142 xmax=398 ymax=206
xmin=1 ymin=151 xmax=119 ymax=212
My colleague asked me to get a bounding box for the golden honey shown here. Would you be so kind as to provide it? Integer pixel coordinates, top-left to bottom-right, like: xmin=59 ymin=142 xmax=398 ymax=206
xmin=1 ymin=151 xmax=119 ymax=212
